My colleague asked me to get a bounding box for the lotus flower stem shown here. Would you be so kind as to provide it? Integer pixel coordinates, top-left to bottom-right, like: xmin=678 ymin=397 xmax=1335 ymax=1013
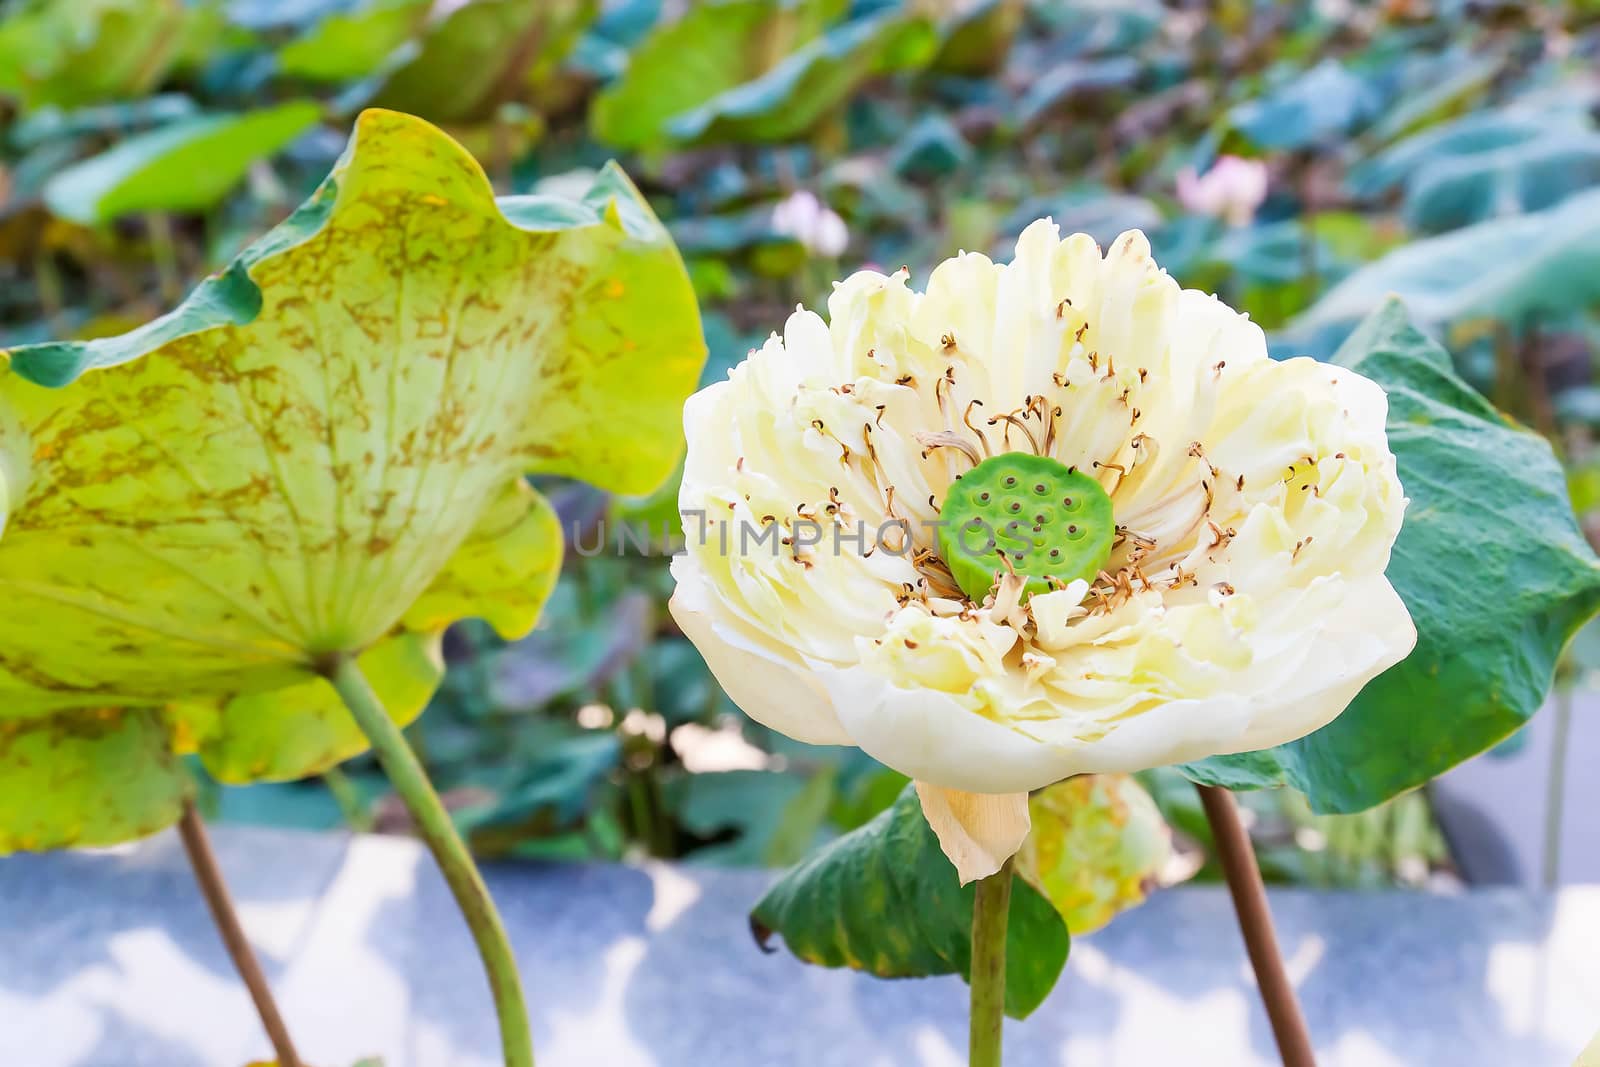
xmin=176 ymin=798 xmax=304 ymax=1067
xmin=968 ymin=855 xmax=1014 ymax=1067
xmin=1197 ymin=785 xmax=1315 ymax=1067
xmin=327 ymin=655 xmax=535 ymax=1067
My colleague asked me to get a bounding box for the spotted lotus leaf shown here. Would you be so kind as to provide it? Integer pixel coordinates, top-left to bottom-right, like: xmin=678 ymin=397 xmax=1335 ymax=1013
xmin=1016 ymin=774 xmax=1171 ymax=936
xmin=0 ymin=109 xmax=705 ymax=853
xmin=0 ymin=707 xmax=185 ymax=852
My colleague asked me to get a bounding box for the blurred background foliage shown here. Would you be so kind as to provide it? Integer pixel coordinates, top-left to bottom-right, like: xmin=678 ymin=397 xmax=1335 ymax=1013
xmin=3 ymin=0 xmax=1597 ymax=894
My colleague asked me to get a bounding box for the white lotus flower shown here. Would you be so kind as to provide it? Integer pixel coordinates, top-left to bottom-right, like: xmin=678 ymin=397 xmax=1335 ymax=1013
xmin=669 ymin=222 xmax=1414 ymax=883
xmin=1176 ymin=155 xmax=1269 ymax=227
xmin=771 ymin=190 xmax=849 ymax=258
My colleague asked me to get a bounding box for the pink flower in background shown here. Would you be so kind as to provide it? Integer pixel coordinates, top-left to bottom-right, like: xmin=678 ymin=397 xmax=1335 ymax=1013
xmin=771 ymin=190 xmax=849 ymax=258
xmin=1176 ymin=155 xmax=1269 ymax=226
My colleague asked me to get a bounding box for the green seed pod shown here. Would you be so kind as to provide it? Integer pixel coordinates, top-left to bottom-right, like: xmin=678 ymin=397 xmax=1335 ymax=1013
xmin=935 ymin=451 xmax=1114 ymax=602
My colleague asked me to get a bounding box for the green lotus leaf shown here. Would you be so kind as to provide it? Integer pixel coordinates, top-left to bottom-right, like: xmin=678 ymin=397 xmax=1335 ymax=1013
xmin=1016 ymin=774 xmax=1170 ymax=937
xmin=1290 ymin=188 xmax=1600 ymax=339
xmin=0 ymin=0 xmax=222 ymax=111
xmin=0 ymin=108 xmax=705 ymax=852
xmin=276 ymin=0 xmax=433 ymax=84
xmin=588 ymin=0 xmax=843 ymax=151
xmin=1184 ymin=300 xmax=1600 ymax=811
xmin=666 ymin=10 xmax=938 ymax=147
xmin=43 ymin=103 xmax=323 ymax=225
xmin=1225 ymin=59 xmax=1380 ymax=153
xmin=365 ymin=0 xmax=597 ymax=124
xmin=929 ymin=0 xmax=1023 ymax=77
xmin=752 ymin=784 xmax=1069 ymax=1020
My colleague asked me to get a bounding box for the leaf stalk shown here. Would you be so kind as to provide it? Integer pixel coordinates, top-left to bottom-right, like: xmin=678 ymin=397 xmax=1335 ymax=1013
xmin=177 ymin=798 xmax=305 ymax=1067
xmin=326 ymin=654 xmax=536 ymax=1067
xmin=1198 ymin=783 xmax=1316 ymax=1067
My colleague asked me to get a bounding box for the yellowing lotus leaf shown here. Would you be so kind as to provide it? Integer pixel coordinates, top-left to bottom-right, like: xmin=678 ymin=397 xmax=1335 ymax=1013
xmin=0 ymin=706 xmax=186 ymax=852
xmin=0 ymin=108 xmax=705 ymax=850
xmin=175 ymin=629 xmax=446 ymax=785
xmin=1016 ymin=774 xmax=1171 ymax=936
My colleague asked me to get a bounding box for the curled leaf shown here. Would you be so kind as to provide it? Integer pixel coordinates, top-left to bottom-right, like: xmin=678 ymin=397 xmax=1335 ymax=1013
xmin=0 ymin=108 xmax=705 ymax=850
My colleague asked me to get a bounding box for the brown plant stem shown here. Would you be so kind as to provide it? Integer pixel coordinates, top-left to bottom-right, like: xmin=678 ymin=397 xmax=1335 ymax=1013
xmin=1198 ymin=784 xmax=1316 ymax=1067
xmin=176 ymin=798 xmax=304 ymax=1067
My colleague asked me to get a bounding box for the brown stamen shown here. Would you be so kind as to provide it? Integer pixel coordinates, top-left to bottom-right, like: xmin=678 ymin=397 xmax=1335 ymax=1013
xmin=914 ymin=430 xmax=982 ymax=467
xmin=988 ymin=412 xmax=1043 ymax=455
xmin=962 ymin=400 xmax=993 ymax=456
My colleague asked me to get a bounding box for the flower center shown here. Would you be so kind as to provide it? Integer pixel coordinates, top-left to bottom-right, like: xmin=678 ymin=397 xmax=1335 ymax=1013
xmin=935 ymin=451 xmax=1114 ymax=603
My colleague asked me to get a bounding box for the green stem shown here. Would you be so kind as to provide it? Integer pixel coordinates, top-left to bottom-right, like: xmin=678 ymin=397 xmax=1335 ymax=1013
xmin=626 ymin=772 xmax=656 ymax=857
xmin=33 ymin=253 xmax=65 ymax=334
xmin=1543 ymin=682 xmax=1574 ymax=888
xmin=147 ymin=212 xmax=181 ymax=304
xmin=322 ymin=766 xmax=373 ymax=833
xmin=325 ymin=655 xmax=535 ymax=1067
xmin=968 ymin=856 xmax=1013 ymax=1067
